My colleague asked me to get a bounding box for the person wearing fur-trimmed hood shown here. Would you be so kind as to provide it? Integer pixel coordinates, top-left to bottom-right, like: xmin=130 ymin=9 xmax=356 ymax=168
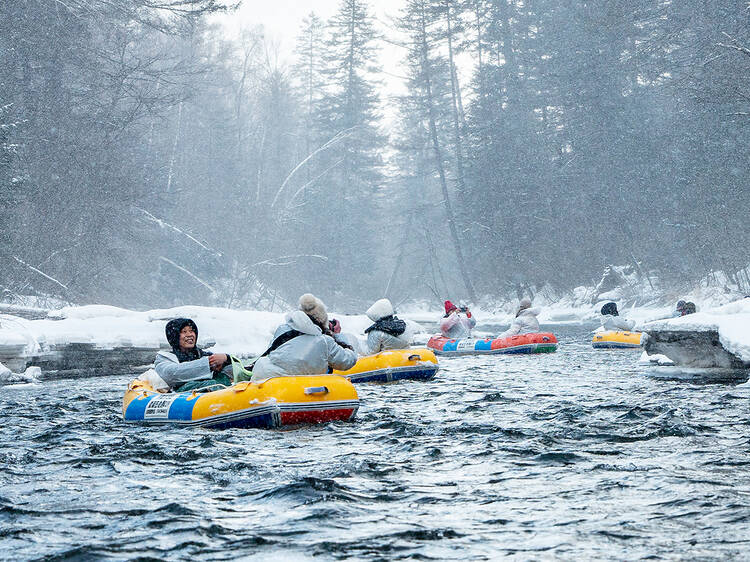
xmin=498 ymin=298 xmax=541 ymax=337
xmin=251 ymin=293 xmax=358 ymax=382
xmin=363 ymin=298 xmax=411 ymax=355
xmin=154 ymin=318 xmax=233 ymax=391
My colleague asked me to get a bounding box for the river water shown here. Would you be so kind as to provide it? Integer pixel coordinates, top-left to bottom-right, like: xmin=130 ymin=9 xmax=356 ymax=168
xmin=2 ymin=325 xmax=750 ymax=560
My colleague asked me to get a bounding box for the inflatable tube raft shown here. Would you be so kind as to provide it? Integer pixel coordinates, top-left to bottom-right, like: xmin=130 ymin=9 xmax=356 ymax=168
xmin=592 ymin=330 xmax=643 ymax=349
xmin=427 ymin=333 xmax=558 ymax=356
xmin=333 ymin=348 xmax=439 ymax=383
xmin=122 ymin=375 xmax=359 ymax=429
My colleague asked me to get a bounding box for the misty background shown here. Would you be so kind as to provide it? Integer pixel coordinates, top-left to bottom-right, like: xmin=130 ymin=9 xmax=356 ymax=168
xmin=1 ymin=0 xmax=748 ymax=312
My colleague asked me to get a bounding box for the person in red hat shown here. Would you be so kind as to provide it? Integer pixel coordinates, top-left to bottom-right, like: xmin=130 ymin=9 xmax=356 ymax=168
xmin=439 ymin=300 xmax=476 ymax=338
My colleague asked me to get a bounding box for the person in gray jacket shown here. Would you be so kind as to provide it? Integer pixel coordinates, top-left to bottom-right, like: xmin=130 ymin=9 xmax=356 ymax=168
xmin=363 ymin=298 xmax=411 ymax=355
xmin=154 ymin=318 xmax=233 ymax=391
xmin=251 ymin=294 xmax=358 ymax=382
xmin=499 ymin=298 xmax=541 ymax=337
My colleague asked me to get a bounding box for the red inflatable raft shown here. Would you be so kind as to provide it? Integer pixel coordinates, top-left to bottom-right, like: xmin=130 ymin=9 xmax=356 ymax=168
xmin=427 ymin=332 xmax=558 ymax=355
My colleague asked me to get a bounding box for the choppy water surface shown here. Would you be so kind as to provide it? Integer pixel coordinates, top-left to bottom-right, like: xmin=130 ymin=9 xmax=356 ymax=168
xmin=2 ymin=325 xmax=750 ymax=560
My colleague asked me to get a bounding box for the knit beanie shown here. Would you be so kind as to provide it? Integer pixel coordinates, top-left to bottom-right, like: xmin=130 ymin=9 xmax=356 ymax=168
xmin=444 ymin=300 xmax=458 ymax=314
xmin=366 ymin=298 xmax=395 ymax=321
xmin=299 ymin=293 xmax=328 ymax=327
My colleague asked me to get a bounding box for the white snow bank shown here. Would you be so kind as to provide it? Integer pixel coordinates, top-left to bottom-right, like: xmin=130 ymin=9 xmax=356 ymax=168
xmin=25 ymin=305 xmax=286 ymax=356
xmin=0 ymin=305 xmax=431 ymax=359
xmin=639 ymin=298 xmax=750 ymax=364
xmin=0 ymin=325 xmax=29 ymax=350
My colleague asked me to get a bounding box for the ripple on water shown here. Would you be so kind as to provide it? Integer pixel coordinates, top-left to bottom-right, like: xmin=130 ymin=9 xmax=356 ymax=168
xmin=1 ymin=325 xmax=750 ymax=559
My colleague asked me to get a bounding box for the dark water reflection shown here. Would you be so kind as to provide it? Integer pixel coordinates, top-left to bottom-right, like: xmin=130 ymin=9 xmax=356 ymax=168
xmin=2 ymin=325 xmax=750 ymax=560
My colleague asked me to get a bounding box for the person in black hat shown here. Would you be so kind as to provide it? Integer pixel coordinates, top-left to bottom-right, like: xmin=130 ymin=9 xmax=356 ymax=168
xmin=600 ymin=302 xmax=635 ymax=331
xmin=154 ymin=318 xmax=233 ymax=391
xmin=675 ymin=300 xmax=688 ymax=317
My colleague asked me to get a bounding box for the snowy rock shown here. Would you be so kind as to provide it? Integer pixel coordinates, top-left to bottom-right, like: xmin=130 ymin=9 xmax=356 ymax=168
xmin=640 ymin=299 xmax=750 ymax=368
xmin=24 ymin=366 xmax=42 ymax=380
xmin=638 ymin=351 xmax=674 ymax=366
xmin=0 ymin=303 xmax=49 ymax=320
xmin=0 ymin=323 xmax=30 ymax=373
xmin=0 ymin=362 xmax=41 ymax=385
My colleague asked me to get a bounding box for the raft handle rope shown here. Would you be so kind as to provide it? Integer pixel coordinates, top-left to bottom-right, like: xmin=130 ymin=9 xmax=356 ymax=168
xmin=408 ymin=354 xmax=421 ymax=361
xmin=304 ymin=386 xmax=329 ymax=395
xmin=189 ymin=383 xmax=228 ymax=395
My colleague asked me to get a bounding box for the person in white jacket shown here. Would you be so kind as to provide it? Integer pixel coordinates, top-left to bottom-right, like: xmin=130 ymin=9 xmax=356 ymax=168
xmin=363 ymin=298 xmax=411 ymax=355
xmin=499 ymin=298 xmax=541 ymax=337
xmin=600 ymin=302 xmax=635 ymax=331
xmin=251 ymin=294 xmax=358 ymax=382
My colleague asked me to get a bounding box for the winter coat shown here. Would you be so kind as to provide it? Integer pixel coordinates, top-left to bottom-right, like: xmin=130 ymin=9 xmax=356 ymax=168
xmin=499 ymin=307 xmax=541 ymax=338
xmin=359 ymin=298 xmax=410 ymax=354
xmin=601 ymin=314 xmax=635 ymax=331
xmin=365 ymin=320 xmax=411 ymax=355
xmin=251 ymin=311 xmax=358 ymax=382
xmin=439 ymin=312 xmax=476 ymax=339
xmin=154 ymin=350 xmax=232 ymax=390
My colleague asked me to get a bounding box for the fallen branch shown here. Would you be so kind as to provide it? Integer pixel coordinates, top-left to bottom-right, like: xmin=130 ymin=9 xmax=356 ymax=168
xmin=137 ymin=207 xmax=222 ymax=257
xmin=11 ymin=256 xmax=69 ymax=291
xmin=249 ymin=255 xmax=328 ymax=268
xmin=270 ymin=127 xmax=358 ymax=208
xmin=717 ymin=32 xmax=750 ymax=58
xmin=159 ymin=257 xmax=216 ymax=293
xmin=285 ymin=158 xmax=345 ymax=209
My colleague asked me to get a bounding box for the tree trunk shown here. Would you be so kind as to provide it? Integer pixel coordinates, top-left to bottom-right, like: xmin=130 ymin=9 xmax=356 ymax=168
xmin=443 ymin=0 xmax=468 ymax=203
xmin=385 ymin=211 xmax=414 ymax=299
xmin=418 ymin=3 xmax=477 ymax=302
xmin=165 ymin=101 xmax=183 ymax=194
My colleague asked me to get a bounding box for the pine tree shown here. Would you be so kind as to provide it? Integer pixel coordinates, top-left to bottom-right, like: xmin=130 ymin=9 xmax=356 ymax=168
xmin=395 ymin=0 xmax=478 ymax=302
xmin=299 ymin=0 xmax=386 ymax=305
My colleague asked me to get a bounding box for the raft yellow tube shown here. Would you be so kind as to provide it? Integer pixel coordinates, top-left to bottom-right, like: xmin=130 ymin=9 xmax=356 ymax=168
xmin=592 ymin=331 xmax=643 ymax=349
xmin=122 ymin=375 xmax=359 ymax=429
xmin=333 ymin=348 xmax=439 ymax=383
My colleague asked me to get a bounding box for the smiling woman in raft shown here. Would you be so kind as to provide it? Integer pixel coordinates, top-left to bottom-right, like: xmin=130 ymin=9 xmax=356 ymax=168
xmin=153 ymin=318 xmax=233 ymax=392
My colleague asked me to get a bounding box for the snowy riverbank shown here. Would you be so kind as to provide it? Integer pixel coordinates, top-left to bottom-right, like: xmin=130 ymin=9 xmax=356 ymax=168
xmin=0 ymin=285 xmax=748 ymax=378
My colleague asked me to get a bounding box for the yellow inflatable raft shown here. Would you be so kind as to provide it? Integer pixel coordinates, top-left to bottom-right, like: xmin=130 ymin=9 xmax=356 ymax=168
xmin=334 ymin=348 xmax=439 ymax=383
xmin=592 ymin=331 xmax=643 ymax=349
xmin=122 ymin=375 xmax=359 ymax=429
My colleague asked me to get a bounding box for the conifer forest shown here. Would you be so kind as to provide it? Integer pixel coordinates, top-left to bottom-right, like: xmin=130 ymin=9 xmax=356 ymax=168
xmin=1 ymin=0 xmax=748 ymax=309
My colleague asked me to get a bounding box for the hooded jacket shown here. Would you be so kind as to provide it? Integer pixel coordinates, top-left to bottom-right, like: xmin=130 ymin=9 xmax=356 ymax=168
xmin=601 ymin=314 xmax=635 ymax=331
xmin=251 ymin=310 xmax=358 ymax=382
xmin=363 ymin=298 xmax=411 ymax=354
xmin=499 ymin=307 xmax=541 ymax=338
xmin=154 ymin=318 xmax=229 ymax=389
xmin=439 ymin=312 xmax=476 ymax=339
